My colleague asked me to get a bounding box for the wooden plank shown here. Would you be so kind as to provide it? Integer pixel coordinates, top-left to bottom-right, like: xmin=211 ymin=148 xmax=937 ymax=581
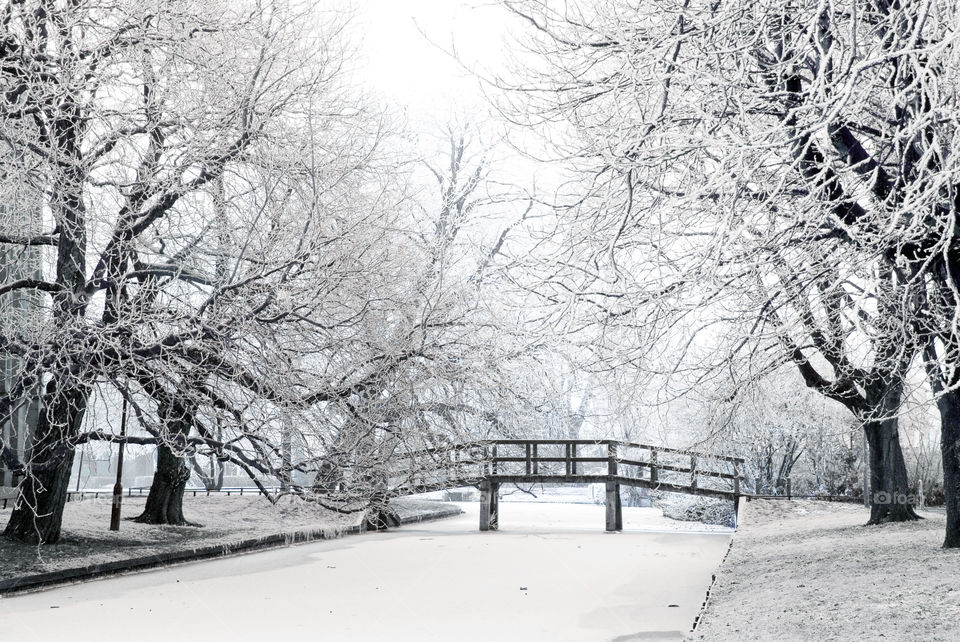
xmin=486 ymin=474 xmax=610 ymax=485
xmin=620 ymin=458 xmax=734 ymax=478
xmin=487 ymin=439 xmax=618 ymax=446
xmin=479 ymin=480 xmax=492 ymax=531
xmin=612 ymin=476 xmax=736 ymax=500
xmin=605 ymin=482 xmax=619 ymax=532
xmin=396 ymin=439 xmax=744 ymax=466
xmin=613 ymin=441 xmax=745 ymax=464
xmin=627 ymin=461 xmax=737 ymax=480
xmin=615 ymin=484 xmax=623 ymax=530
xmin=387 ymin=475 xmax=738 ymax=501
xmin=490 ymin=456 xmax=608 ymax=464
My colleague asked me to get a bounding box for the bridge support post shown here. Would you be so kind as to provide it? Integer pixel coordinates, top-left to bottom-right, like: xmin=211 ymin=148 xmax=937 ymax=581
xmin=480 ymin=480 xmax=499 ymax=531
xmin=605 ymin=482 xmax=622 ymax=532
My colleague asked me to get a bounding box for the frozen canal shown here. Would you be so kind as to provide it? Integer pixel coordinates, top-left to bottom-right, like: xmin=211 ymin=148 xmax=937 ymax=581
xmin=1 ymin=502 xmax=732 ymax=641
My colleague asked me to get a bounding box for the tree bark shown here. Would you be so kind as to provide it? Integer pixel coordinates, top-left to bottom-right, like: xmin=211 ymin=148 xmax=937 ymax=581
xmin=934 ymin=389 xmax=960 ymax=548
xmin=189 ymin=455 xmax=224 ymax=492
xmin=313 ymin=458 xmax=343 ymax=494
xmin=280 ymin=417 xmax=292 ymax=491
xmin=863 ymin=418 xmax=921 ymax=523
xmin=928 ymin=255 xmax=960 ymax=548
xmin=3 ymin=452 xmax=74 ymax=544
xmin=134 ymin=441 xmax=193 ymax=525
xmin=4 ymin=45 xmax=91 ymax=544
xmin=4 ymin=384 xmax=88 ymax=544
xmin=360 ymin=467 xmax=399 ymax=531
xmin=362 ymin=499 xmax=400 ymax=531
xmin=134 ymin=402 xmax=197 ymax=526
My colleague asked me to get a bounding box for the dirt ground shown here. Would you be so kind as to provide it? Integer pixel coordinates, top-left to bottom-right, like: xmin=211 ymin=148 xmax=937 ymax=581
xmin=690 ymin=499 xmax=960 ymax=641
xmin=0 ymin=494 xmax=449 ymax=581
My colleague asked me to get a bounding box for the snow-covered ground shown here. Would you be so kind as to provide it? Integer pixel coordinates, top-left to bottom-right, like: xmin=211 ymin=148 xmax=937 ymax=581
xmin=0 ymin=502 xmax=732 ymax=641
xmin=1 ymin=494 xmax=361 ymax=579
xmin=691 ymin=500 xmax=960 ymax=641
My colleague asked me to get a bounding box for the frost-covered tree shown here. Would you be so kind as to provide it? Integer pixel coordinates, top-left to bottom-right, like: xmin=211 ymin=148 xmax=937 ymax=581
xmin=0 ymin=0 xmax=409 ymax=542
xmin=500 ymin=0 xmax=960 ymax=543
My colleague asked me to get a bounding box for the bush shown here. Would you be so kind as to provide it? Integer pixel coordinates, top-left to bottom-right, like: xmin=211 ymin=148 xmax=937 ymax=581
xmin=654 ymin=492 xmax=736 ymax=527
xmin=921 ymin=483 xmax=945 ymax=507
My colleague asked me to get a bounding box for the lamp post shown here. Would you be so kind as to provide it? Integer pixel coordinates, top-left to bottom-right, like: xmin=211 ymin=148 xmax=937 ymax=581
xmin=110 ymin=397 xmax=128 ymax=531
xmin=75 ymin=447 xmax=84 ymax=492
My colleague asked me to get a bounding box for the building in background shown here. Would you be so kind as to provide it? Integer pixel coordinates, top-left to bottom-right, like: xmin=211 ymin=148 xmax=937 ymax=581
xmin=0 ymin=152 xmax=44 ymax=489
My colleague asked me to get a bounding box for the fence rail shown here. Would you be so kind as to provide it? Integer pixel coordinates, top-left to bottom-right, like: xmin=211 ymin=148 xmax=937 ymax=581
xmin=0 ymin=486 xmax=291 ymax=510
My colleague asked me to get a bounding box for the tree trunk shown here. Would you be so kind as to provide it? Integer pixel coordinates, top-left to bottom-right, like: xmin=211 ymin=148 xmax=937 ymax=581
xmin=313 ymin=458 xmax=343 ymax=494
xmin=135 ymin=403 xmax=197 ymax=526
xmin=4 ymin=384 xmax=88 ymax=544
xmin=189 ymin=455 xmax=224 ymax=492
xmin=360 ymin=467 xmax=399 ymax=531
xmin=134 ymin=442 xmax=193 ymax=525
xmin=935 ymin=389 xmax=960 ymax=548
xmin=280 ymin=418 xmax=292 ymax=491
xmin=863 ymin=418 xmax=920 ymax=524
xmin=213 ymin=457 xmax=224 ymax=491
xmin=3 ymin=453 xmax=74 ymax=544
xmin=362 ymin=498 xmax=400 ymax=531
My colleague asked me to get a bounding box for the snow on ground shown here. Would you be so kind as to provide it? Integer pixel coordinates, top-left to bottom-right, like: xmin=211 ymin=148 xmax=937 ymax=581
xmin=690 ymin=500 xmax=960 ymax=642
xmin=484 ymin=497 xmax=732 ymax=534
xmin=0 ymin=494 xmax=437 ymax=580
xmin=1 ymin=501 xmax=732 ymax=642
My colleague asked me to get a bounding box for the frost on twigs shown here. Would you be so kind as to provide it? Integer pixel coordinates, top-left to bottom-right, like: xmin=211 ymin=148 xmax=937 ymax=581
xmin=1 ymin=1 xmax=544 ymax=545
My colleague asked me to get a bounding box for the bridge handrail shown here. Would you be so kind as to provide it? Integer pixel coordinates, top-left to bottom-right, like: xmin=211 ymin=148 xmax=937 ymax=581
xmin=380 ymin=438 xmax=746 ymax=504
xmin=407 ymin=455 xmax=739 ymax=481
xmin=392 ymin=438 xmax=744 ymax=466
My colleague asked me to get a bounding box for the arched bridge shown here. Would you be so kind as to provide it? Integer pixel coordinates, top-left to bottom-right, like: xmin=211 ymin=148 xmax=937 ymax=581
xmin=379 ymin=439 xmax=746 ymax=532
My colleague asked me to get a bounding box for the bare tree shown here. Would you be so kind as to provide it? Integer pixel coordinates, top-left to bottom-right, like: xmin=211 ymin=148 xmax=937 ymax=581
xmin=0 ymin=0 xmax=402 ymax=542
xmin=497 ymin=0 xmax=960 ymax=532
xmin=755 ymin=250 xmax=921 ymax=522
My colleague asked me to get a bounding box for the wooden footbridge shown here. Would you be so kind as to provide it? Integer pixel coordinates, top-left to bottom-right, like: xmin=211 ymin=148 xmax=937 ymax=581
xmin=378 ymin=439 xmax=746 ymax=532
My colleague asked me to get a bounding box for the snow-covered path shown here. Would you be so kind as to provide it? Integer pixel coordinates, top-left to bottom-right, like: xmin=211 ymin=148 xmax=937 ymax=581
xmin=0 ymin=502 xmax=731 ymax=642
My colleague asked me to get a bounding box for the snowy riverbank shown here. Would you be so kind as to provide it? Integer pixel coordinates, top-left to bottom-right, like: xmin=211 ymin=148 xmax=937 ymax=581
xmin=0 ymin=494 xmax=455 ymax=586
xmin=690 ymin=499 xmax=960 ymax=641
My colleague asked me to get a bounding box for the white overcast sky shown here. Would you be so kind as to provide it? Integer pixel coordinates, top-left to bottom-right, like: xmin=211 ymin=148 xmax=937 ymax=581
xmin=353 ymin=0 xmax=512 ymax=121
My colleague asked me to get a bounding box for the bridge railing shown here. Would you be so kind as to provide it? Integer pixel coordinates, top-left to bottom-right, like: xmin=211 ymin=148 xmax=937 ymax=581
xmin=383 ymin=439 xmax=745 ymax=500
